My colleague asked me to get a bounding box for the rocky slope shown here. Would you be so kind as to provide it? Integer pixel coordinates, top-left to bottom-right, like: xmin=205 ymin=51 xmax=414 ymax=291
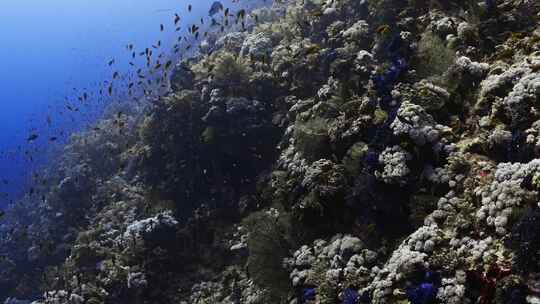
xmin=1 ymin=0 xmax=540 ymax=303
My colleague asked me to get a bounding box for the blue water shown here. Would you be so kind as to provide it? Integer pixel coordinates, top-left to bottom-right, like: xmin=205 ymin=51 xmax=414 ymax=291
xmin=0 ymin=0 xmax=242 ymax=204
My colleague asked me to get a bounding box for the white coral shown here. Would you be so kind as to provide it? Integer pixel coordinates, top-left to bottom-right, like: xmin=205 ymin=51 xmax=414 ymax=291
xmin=215 ymin=32 xmax=247 ymax=54
xmin=376 ymin=146 xmax=412 ymax=185
xmin=479 ymin=52 xmax=540 ymax=103
xmin=476 ymin=160 xmax=540 ymax=234
xmin=341 ymin=20 xmax=369 ymax=41
xmin=454 ymin=56 xmax=489 ymax=77
xmin=240 ymin=32 xmax=273 ymax=59
xmin=437 ymin=277 xmax=466 ymax=304
xmin=127 ymin=272 xmax=148 ymax=289
xmin=503 ymin=72 xmax=540 ymax=123
xmin=286 ymin=235 xmax=376 ymax=290
xmin=391 ymin=101 xmax=451 ymax=147
xmin=123 ymin=211 xmax=178 ymax=243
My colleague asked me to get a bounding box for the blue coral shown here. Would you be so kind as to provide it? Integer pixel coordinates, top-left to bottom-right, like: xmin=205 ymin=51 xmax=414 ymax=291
xmin=425 ymin=271 xmax=441 ymax=286
xmin=367 ymin=34 xmax=409 ymax=153
xmin=372 ymin=56 xmax=407 ymax=101
xmin=343 ymin=288 xmax=359 ymax=304
xmin=406 ymin=282 xmax=438 ymax=304
xmin=364 ymin=54 xmax=407 ymax=160
xmin=301 ymin=287 xmax=316 ymax=303
xmin=372 ymin=34 xmax=408 ymax=99
xmin=358 ymin=290 xmax=372 ymax=304
xmin=405 ymin=270 xmax=441 ymax=304
xmin=486 ymin=0 xmax=496 ymax=11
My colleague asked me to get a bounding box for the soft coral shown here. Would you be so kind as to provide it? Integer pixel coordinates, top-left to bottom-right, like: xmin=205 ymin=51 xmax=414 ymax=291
xmin=405 ymin=270 xmax=441 ymax=304
xmin=467 ymin=264 xmax=511 ymax=304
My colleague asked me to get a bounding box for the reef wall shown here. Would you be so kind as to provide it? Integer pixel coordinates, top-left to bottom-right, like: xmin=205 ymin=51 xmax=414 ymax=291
xmin=1 ymin=0 xmax=540 ymax=303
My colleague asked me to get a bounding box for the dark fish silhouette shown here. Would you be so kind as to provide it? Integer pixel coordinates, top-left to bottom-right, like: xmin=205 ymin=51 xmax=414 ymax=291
xmin=209 ymin=1 xmax=223 ymax=16
xmin=160 ymin=24 xmax=164 ymax=31
xmin=211 ymin=18 xmax=220 ymax=27
xmin=174 ymin=14 xmax=181 ymax=25
xmin=27 ymin=134 xmax=39 ymax=142
xmin=188 ymin=4 xmax=192 ymax=12
xmin=237 ymin=9 xmax=245 ymax=20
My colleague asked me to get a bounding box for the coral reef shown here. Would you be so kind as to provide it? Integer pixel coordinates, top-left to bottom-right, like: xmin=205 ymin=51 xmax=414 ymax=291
xmin=2 ymin=0 xmax=540 ymax=303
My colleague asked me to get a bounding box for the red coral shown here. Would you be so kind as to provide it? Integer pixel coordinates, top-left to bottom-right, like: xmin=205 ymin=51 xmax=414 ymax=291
xmin=467 ymin=264 xmax=512 ymax=304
